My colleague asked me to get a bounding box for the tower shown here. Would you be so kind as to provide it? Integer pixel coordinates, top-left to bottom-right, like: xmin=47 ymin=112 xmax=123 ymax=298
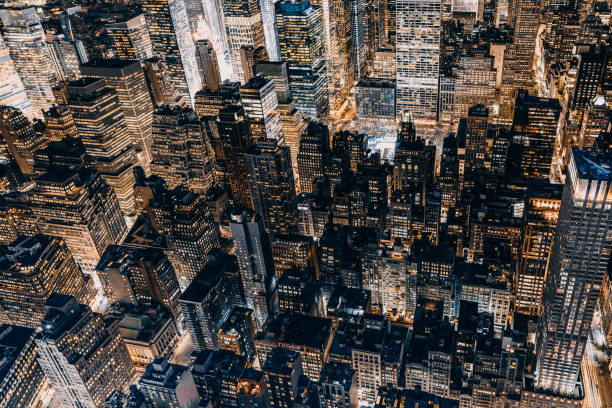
xmin=142 ymin=0 xmax=202 ymax=104
xmin=395 ymin=0 xmax=441 ymax=122
xmin=534 ymin=148 xmax=612 ymax=395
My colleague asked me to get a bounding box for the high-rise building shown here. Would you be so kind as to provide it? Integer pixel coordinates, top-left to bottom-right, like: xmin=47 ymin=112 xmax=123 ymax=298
xmin=106 ymin=14 xmax=154 ymax=63
xmin=194 ymin=83 xmax=240 ymax=117
xmin=142 ymin=0 xmax=202 ymax=104
xmin=0 ymin=36 xmax=34 ymax=120
xmin=275 ymin=0 xmax=329 ymax=119
xmin=515 ymin=182 xmax=562 ymax=316
xmin=230 ymin=212 xmax=276 ymax=328
xmin=150 ymin=106 xmax=215 ymax=194
xmin=317 ymin=362 xmax=358 ymax=408
xmin=217 ymin=105 xmax=255 ymax=209
xmin=195 ymin=39 xmax=222 ymax=91
xmin=191 ymin=349 xmax=248 ymax=406
xmin=36 ymin=294 xmax=134 ymax=408
xmin=81 ymin=59 xmax=154 ymax=173
xmin=511 ymin=0 xmax=539 ymax=90
xmin=0 ymin=325 xmax=45 ymax=408
xmin=0 ymin=235 xmax=90 ymax=328
xmin=179 ymin=255 xmax=240 ymax=350
xmin=221 ymin=0 xmax=266 ymax=82
xmin=67 ymin=77 xmax=137 ymax=215
xmin=395 ymin=0 xmax=441 ymax=121
xmin=239 ymin=76 xmax=284 ymax=141
xmin=263 ymin=347 xmax=303 ymax=406
xmin=245 ymin=138 xmax=297 ymax=234
xmin=97 ymin=245 xmax=182 ymax=319
xmin=23 ymin=167 xmax=127 ymax=276
xmin=512 ymin=90 xmax=562 ymax=180
xmin=218 ymin=306 xmax=258 ymax=363
xmin=465 ymin=105 xmax=489 ymax=170
xmin=298 ymin=122 xmax=330 ymax=193
xmin=138 ymin=358 xmax=200 ymax=408
xmin=255 ymin=61 xmax=307 ymax=185
xmin=0 ymin=8 xmax=57 ymax=117
xmin=535 ymin=148 xmax=612 ymax=395
xmin=146 ymin=185 xmax=220 ymax=286
xmin=143 ymin=57 xmax=185 ymax=107
xmin=42 ymin=105 xmax=79 ymax=142
xmin=46 ymin=35 xmax=81 ymax=82
xmin=0 ymin=105 xmax=46 ymax=176
xmin=239 ymin=45 xmax=269 ymax=82
xmin=452 ymin=56 xmax=497 ymax=125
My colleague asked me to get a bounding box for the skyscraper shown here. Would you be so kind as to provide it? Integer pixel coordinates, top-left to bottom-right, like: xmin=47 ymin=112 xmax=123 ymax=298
xmin=465 ymin=105 xmax=489 ymax=170
xmin=275 ymin=0 xmax=329 ymax=119
xmin=80 ymin=59 xmax=154 ymax=174
xmin=195 ymin=39 xmax=222 ymax=91
xmin=245 ymin=138 xmax=297 ymax=235
xmin=106 ymin=14 xmax=154 ymax=63
xmin=395 ymin=0 xmax=441 ymax=121
xmin=239 ymin=75 xmax=284 ymax=141
xmin=221 ymin=0 xmax=266 ymax=82
xmin=0 ymin=235 xmax=90 ymax=328
xmin=0 ymin=105 xmax=46 ymax=176
xmin=0 ymin=36 xmax=34 ymax=120
xmin=217 ymin=105 xmax=255 ymax=209
xmin=298 ymin=121 xmax=330 ymax=193
xmin=143 ymin=57 xmax=186 ymax=107
xmin=67 ymin=78 xmax=137 ymax=215
xmin=512 ymin=90 xmax=562 ymax=180
xmin=515 ymin=182 xmax=562 ymax=316
xmin=142 ymin=0 xmax=202 ymax=105
xmin=511 ymin=0 xmax=538 ymax=90
xmin=42 ymin=105 xmax=79 ymax=142
xmin=0 ymin=8 xmax=57 ymax=117
xmin=230 ymin=211 xmax=276 ymax=328
xmin=36 ymin=294 xmax=134 ymax=408
xmin=150 ymin=106 xmax=215 ymax=194
xmin=535 ymin=148 xmax=612 ymax=395
xmin=138 ymin=358 xmax=200 ymax=408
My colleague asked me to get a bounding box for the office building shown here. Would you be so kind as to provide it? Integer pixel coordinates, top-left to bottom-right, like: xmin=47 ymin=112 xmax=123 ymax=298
xmin=36 ymin=295 xmax=134 ymax=408
xmin=194 ymin=84 xmax=240 ymax=117
xmin=0 ymin=167 xmax=128 ymax=276
xmin=142 ymin=0 xmax=202 ymax=104
xmin=116 ymin=310 xmax=179 ymax=373
xmin=81 ymin=59 xmax=154 ymax=173
xmin=146 ymin=185 xmax=220 ymax=285
xmin=453 ymin=56 xmax=497 ymax=125
xmin=465 ymin=105 xmax=489 ymax=170
xmin=97 ymin=245 xmax=182 ymax=319
xmin=535 ymin=148 xmax=612 ymax=395
xmin=43 ymin=105 xmax=79 ymax=142
xmin=0 ymin=36 xmax=34 ymax=120
xmin=263 ymin=347 xmax=303 ymax=406
xmin=239 ymin=45 xmax=269 ymax=82
xmin=191 ymin=349 xmax=248 ymax=406
xmin=106 ymin=14 xmax=154 ymax=63
xmin=0 ymin=325 xmax=45 ymax=408
xmin=139 ymin=358 xmax=200 ymax=408
xmin=512 ymin=0 xmax=539 ymax=90
xmin=298 ymin=122 xmax=330 ymax=193
xmin=317 ymin=362 xmax=358 ymax=408
xmin=255 ymin=61 xmax=307 ymax=183
xmin=0 ymin=235 xmax=90 ymax=328
xmin=230 ymin=212 xmax=276 ymax=328
xmin=276 ymin=0 xmax=329 ymax=119
xmin=67 ymin=77 xmax=137 ymax=215
xmin=245 ymin=138 xmax=297 ymax=234
xmin=222 ymin=0 xmax=266 ymax=82
xmin=512 ymin=90 xmax=562 ymax=180
xmin=239 ymin=76 xmax=284 ymax=141
xmin=143 ymin=57 xmax=184 ymax=107
xmin=195 ymin=39 xmax=222 ymax=91
xmin=217 ymin=105 xmax=255 ymax=208
xmin=150 ymin=106 xmax=215 ymax=194
xmin=0 ymin=105 xmax=46 ymax=176
xmin=0 ymin=8 xmax=57 ymax=117
xmin=179 ymin=258 xmax=238 ymax=351
xmin=515 ymin=182 xmax=562 ymax=316
xmin=355 ymin=78 xmax=396 ymax=119
xmin=395 ymin=0 xmax=440 ymax=121
xmin=218 ymin=306 xmax=258 ymax=363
